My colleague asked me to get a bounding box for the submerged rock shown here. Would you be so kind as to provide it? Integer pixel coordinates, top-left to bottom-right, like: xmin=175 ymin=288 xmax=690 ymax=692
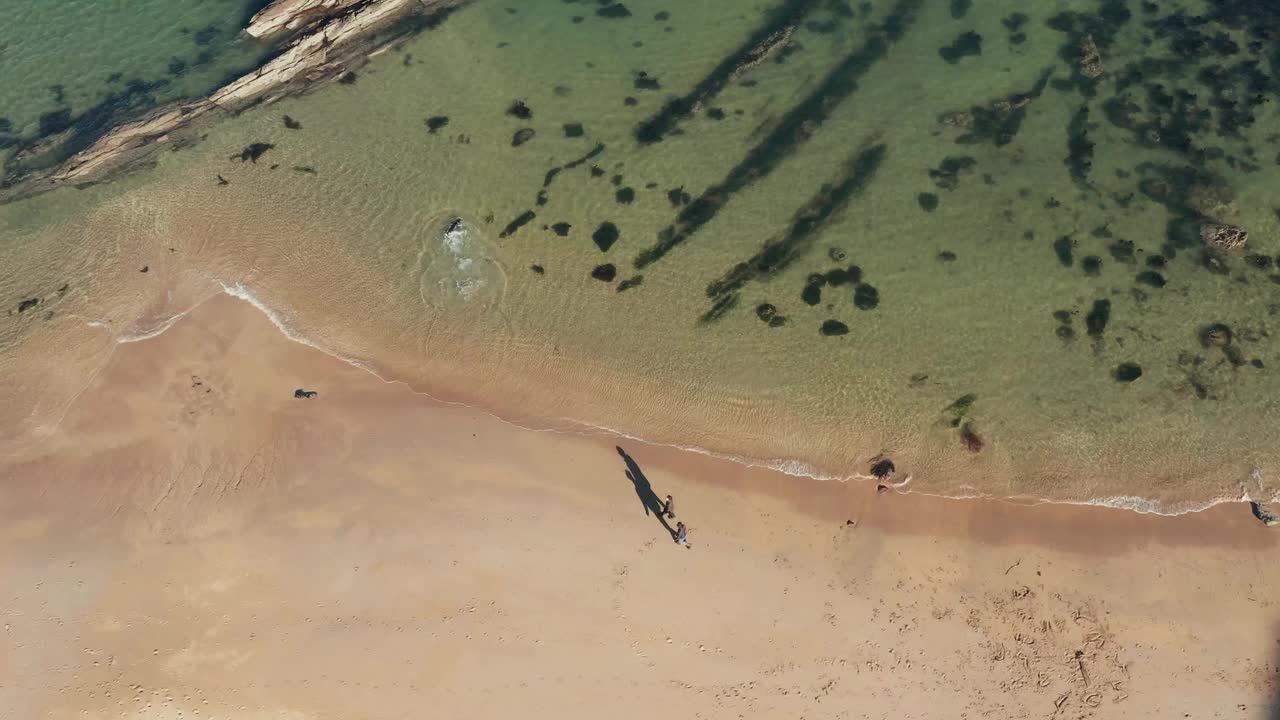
xmin=592 ymin=222 xmax=620 ymax=252
xmin=512 ymin=128 xmax=536 ymax=147
xmin=820 ymin=319 xmax=849 ymax=336
xmin=591 ymin=263 xmax=618 ymax=282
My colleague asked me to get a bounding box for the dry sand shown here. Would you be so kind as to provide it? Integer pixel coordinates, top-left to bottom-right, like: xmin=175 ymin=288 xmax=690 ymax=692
xmin=1 ymin=294 xmax=1278 ymax=720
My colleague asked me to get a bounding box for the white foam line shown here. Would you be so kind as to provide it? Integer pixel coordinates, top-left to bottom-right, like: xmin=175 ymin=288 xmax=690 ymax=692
xmin=89 ymin=280 xmax=1275 ymax=519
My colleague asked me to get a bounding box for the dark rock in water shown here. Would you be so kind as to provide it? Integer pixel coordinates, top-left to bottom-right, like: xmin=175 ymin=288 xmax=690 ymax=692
xmin=499 ymin=210 xmax=537 ymax=238
xmin=591 ymin=263 xmax=618 ymax=282
xmin=283 ymin=115 xmax=302 ymax=130
xmin=944 ymin=394 xmax=976 ymax=427
xmin=615 ymin=187 xmax=635 ymax=204
xmin=667 ymin=187 xmax=691 ymax=206
xmin=871 ymin=458 xmax=896 ymax=479
xmin=530 ymin=264 xmax=545 ymax=274
xmin=1113 ymin=362 xmax=1143 ymax=382
xmin=1246 ymin=253 xmax=1273 ymax=269
xmin=1135 ymin=270 xmax=1166 ymax=288
xmin=1108 ymin=239 xmax=1136 ymax=263
xmin=634 ymin=73 xmax=660 ymax=90
xmin=828 ymin=247 xmax=847 ymax=262
xmin=592 ymin=222 xmax=620 ymax=252
xmin=756 ymin=303 xmax=777 ymax=322
xmin=939 ymin=31 xmax=982 ymax=64
xmin=294 ymin=389 xmax=318 ymax=399
xmin=918 ymin=192 xmax=939 ymax=211
xmin=1052 ymin=235 xmax=1074 ymax=267
xmin=928 ymin=156 xmax=976 ymax=190
xmin=563 ymin=122 xmax=585 ymax=138
xmin=801 ymin=284 xmax=822 ymax=306
xmin=425 ymin=115 xmax=450 ymax=133
xmin=17 ymin=297 xmax=39 ymax=313
xmin=938 ymin=250 xmax=957 ymax=262
xmin=597 ymin=3 xmax=631 ymax=18
xmin=1002 ymin=11 xmax=1029 ymax=30
xmin=512 ymin=128 xmax=536 ymax=147
xmin=1065 ymin=105 xmax=1094 ymax=185
xmin=337 ymin=71 xmax=357 ymax=85
xmin=959 ymin=423 xmax=984 ymax=452
xmin=617 ymin=275 xmax=644 ymax=292
xmin=854 ymin=283 xmax=879 ymax=310
xmin=820 ymin=319 xmax=849 ymax=336
xmin=551 ymin=222 xmax=571 ymax=237
xmin=232 ymin=143 xmax=274 ymax=163
xmin=825 ymin=267 xmax=852 ymax=286
xmin=1085 ymin=299 xmax=1110 ymax=336
xmin=1081 ymin=255 xmax=1102 ymax=275
xmin=507 ymin=100 xmax=533 ymax=119
xmin=1199 ymin=323 xmax=1232 ymax=348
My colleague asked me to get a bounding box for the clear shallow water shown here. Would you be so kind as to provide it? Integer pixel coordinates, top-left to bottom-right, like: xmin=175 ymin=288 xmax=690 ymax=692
xmin=2 ymin=0 xmax=1280 ymax=510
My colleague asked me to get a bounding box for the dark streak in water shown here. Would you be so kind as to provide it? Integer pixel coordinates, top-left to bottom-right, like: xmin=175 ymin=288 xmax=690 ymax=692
xmin=636 ymin=0 xmax=922 ymax=270
xmin=633 ymin=0 xmax=824 ymax=145
xmin=701 ymin=140 xmax=888 ymax=323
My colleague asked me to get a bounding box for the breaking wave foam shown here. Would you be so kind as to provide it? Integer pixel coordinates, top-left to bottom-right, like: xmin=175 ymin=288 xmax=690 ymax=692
xmin=103 ymin=281 xmax=1273 ymax=519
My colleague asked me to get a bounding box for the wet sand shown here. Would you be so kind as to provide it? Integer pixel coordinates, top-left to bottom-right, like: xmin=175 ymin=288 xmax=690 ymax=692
xmin=2 ymin=293 xmax=1277 ymax=719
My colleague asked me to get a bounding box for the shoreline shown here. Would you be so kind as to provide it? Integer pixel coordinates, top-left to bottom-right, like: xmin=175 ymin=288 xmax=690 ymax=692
xmin=100 ymin=280 xmax=1277 ymax=522
xmin=4 ymin=286 xmax=1276 ymax=719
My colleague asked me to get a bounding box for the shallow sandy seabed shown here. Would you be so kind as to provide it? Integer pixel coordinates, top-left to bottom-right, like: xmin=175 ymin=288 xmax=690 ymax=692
xmin=1 ymin=294 xmax=1277 ymax=720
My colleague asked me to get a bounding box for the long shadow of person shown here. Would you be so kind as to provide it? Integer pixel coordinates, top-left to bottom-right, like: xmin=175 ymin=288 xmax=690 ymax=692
xmin=617 ymin=446 xmax=676 ymax=540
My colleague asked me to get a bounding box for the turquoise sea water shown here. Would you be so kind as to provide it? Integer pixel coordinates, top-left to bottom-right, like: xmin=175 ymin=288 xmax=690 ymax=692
xmin=3 ymin=0 xmax=1280 ymax=510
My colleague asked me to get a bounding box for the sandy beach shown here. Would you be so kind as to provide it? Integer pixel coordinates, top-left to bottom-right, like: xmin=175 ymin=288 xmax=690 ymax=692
xmin=0 ymin=292 xmax=1276 ymax=719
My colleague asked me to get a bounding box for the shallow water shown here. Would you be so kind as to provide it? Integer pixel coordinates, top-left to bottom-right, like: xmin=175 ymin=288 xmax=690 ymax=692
xmin=3 ymin=0 xmax=1280 ymax=510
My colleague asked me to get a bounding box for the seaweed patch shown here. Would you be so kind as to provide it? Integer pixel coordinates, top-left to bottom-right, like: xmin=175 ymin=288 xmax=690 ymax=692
xmin=700 ymin=140 xmax=887 ymax=322
xmin=634 ymin=0 xmax=823 ymax=144
xmin=637 ymin=0 xmax=922 ymax=270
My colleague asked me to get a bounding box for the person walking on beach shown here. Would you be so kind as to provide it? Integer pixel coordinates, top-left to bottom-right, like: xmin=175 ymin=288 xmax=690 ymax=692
xmin=675 ymin=521 xmax=690 ymax=548
xmin=662 ymin=494 xmax=675 ymax=519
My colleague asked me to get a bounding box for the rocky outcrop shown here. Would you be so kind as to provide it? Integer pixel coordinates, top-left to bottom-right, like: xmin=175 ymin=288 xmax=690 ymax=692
xmin=3 ymin=0 xmax=465 ymax=200
xmin=245 ymin=0 xmax=369 ymax=41
xmin=1251 ymin=501 xmax=1279 ymax=527
xmin=212 ymin=0 xmax=450 ymax=113
xmin=1077 ymin=35 xmax=1103 ymax=79
xmin=1201 ymin=222 xmax=1248 ymax=251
